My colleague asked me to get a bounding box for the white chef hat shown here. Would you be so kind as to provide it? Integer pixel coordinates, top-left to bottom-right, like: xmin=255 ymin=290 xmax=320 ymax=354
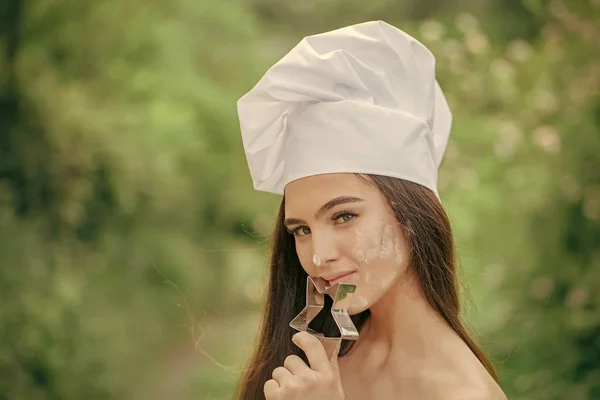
xmin=237 ymin=20 xmax=452 ymax=198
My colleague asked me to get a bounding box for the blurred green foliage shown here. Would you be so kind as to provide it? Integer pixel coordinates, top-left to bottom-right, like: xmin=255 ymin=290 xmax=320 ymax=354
xmin=0 ymin=0 xmax=598 ymax=399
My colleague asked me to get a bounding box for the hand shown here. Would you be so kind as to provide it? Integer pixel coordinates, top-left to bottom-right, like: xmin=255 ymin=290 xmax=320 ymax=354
xmin=264 ymin=332 xmax=346 ymax=400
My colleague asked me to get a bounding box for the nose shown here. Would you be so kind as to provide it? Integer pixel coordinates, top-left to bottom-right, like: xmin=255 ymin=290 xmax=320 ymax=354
xmin=311 ymin=230 xmax=340 ymax=267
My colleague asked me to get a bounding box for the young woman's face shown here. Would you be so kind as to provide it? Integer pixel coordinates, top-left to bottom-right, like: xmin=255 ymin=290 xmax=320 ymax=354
xmin=284 ymin=173 xmax=410 ymax=314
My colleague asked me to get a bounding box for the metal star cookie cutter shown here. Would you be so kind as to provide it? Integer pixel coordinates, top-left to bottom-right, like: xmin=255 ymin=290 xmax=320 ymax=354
xmin=289 ymin=276 xmax=359 ymax=360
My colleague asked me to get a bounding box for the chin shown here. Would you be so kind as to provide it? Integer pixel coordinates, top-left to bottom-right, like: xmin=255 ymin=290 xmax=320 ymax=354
xmin=348 ymin=307 xmax=368 ymax=316
xmin=348 ymin=297 xmax=371 ymax=315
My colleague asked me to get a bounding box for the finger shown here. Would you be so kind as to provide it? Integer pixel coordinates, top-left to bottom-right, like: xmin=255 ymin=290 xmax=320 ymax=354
xmin=263 ymin=379 xmax=281 ymax=400
xmin=291 ymin=332 xmax=330 ymax=372
xmin=329 ymin=343 xmax=341 ymax=374
xmin=283 ymin=354 xmax=311 ymax=375
xmin=272 ymin=366 xmax=293 ymax=386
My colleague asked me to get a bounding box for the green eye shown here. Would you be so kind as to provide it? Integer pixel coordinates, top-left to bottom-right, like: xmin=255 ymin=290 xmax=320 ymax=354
xmin=293 ymin=226 xmax=311 ymax=237
xmin=333 ymin=212 xmax=357 ymax=223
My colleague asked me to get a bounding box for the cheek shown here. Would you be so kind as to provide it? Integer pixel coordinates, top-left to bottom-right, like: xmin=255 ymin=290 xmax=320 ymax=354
xmin=352 ymin=225 xmax=397 ymax=263
xmin=351 ymin=224 xmax=405 ymax=271
xmin=349 ymin=295 xmax=370 ymax=314
xmin=348 ymin=224 xmax=408 ymax=313
xmin=295 ymin=244 xmax=316 ymax=275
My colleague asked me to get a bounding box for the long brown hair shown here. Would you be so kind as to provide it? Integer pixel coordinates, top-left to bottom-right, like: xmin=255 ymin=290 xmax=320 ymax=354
xmin=235 ymin=175 xmax=497 ymax=399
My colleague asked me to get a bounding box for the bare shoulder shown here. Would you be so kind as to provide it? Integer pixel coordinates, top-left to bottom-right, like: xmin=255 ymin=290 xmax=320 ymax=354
xmin=412 ymin=365 xmax=507 ymax=400
xmin=428 ymin=373 xmax=508 ymax=400
xmin=439 ymin=382 xmax=508 ymax=400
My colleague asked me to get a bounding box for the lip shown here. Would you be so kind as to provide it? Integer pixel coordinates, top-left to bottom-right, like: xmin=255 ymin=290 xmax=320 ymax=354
xmin=322 ymin=271 xmax=357 ymax=286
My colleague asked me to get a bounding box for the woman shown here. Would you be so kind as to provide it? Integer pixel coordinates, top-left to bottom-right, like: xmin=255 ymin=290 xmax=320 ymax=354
xmin=235 ymin=21 xmax=507 ymax=399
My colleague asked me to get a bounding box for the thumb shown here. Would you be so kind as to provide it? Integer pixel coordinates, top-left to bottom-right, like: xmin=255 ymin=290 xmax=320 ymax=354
xmin=330 ymin=350 xmax=340 ymax=373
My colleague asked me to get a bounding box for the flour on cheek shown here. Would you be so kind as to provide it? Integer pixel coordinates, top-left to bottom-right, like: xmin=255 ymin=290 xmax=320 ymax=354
xmin=353 ymin=224 xmax=397 ymax=263
xmin=394 ymin=240 xmax=405 ymax=266
xmin=352 ymin=295 xmax=369 ymax=311
xmin=377 ymin=232 xmax=406 ymax=291
xmin=378 ymin=224 xmax=395 ymax=259
xmin=352 ymin=225 xmax=389 ymax=266
xmin=352 ymin=228 xmax=367 ymax=263
xmin=351 ymin=224 xmax=406 ymax=304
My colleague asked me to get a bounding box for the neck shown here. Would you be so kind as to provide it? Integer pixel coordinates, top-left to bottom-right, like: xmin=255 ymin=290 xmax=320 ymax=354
xmin=353 ymin=273 xmax=463 ymax=368
xmin=341 ymin=273 xmax=505 ymax=399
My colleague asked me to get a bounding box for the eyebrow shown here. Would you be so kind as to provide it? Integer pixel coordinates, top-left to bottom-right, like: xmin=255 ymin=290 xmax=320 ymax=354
xmin=283 ymin=196 xmax=365 ymax=226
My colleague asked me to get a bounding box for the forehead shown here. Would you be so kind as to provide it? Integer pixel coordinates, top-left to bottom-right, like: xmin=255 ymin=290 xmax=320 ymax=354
xmin=284 ymin=173 xmax=378 ymax=214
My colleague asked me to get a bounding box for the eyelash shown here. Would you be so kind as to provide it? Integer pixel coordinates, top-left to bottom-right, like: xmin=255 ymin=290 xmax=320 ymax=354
xmin=287 ymin=210 xmax=358 ymax=237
